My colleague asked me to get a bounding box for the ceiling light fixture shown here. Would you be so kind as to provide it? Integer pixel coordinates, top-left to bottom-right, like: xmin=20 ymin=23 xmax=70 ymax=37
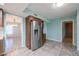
xmin=57 ymin=3 xmax=64 ymax=7
xmin=53 ymin=3 xmax=64 ymax=8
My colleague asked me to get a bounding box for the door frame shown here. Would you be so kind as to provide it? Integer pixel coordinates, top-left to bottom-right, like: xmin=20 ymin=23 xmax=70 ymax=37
xmin=61 ymin=19 xmax=75 ymax=46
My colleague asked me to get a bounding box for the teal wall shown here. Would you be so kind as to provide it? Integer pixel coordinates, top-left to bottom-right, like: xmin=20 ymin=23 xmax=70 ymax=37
xmin=47 ymin=18 xmax=62 ymax=42
xmin=21 ymin=17 xmax=26 ymax=47
xmin=77 ymin=9 xmax=79 ymax=50
xmin=46 ymin=16 xmax=77 ymax=45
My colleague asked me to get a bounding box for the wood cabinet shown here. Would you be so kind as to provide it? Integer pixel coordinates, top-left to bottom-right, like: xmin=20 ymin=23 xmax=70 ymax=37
xmin=42 ymin=33 xmax=46 ymax=45
xmin=0 ymin=40 xmax=4 ymax=55
xmin=0 ymin=8 xmax=4 ymax=55
xmin=0 ymin=9 xmax=4 ymax=27
xmin=26 ymin=16 xmax=44 ymax=50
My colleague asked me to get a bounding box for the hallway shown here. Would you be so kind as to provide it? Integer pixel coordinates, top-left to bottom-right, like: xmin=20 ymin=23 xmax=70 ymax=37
xmin=6 ymin=40 xmax=78 ymax=56
xmin=63 ymin=21 xmax=73 ymax=46
xmin=63 ymin=36 xmax=72 ymax=46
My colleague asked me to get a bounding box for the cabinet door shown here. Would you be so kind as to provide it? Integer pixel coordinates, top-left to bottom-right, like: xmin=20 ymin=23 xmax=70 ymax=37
xmin=0 ymin=9 xmax=3 ymax=27
xmin=0 ymin=40 xmax=3 ymax=55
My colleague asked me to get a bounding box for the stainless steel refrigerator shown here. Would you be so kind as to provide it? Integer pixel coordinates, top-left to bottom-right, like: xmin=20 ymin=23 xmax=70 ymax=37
xmin=31 ymin=21 xmax=41 ymax=51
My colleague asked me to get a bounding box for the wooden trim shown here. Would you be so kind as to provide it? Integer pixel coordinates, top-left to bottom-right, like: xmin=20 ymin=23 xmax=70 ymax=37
xmin=26 ymin=17 xmax=31 ymax=49
xmin=0 ymin=8 xmax=4 ymax=56
xmin=27 ymin=15 xmax=43 ymax=22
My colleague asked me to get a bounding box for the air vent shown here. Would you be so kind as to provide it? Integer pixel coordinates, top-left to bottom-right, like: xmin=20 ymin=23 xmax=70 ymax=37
xmin=34 ymin=14 xmax=38 ymax=16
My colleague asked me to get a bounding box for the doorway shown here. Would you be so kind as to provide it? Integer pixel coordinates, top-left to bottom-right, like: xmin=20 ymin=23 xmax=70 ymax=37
xmin=62 ymin=21 xmax=73 ymax=46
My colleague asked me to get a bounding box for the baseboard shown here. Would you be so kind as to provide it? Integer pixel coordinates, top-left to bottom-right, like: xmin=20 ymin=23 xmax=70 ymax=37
xmin=73 ymin=43 xmax=76 ymax=46
xmin=47 ymin=37 xmax=62 ymax=43
xmin=77 ymin=48 xmax=79 ymax=51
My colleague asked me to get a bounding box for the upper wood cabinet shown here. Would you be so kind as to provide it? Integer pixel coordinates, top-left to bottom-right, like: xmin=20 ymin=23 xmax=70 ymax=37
xmin=0 ymin=9 xmax=4 ymax=27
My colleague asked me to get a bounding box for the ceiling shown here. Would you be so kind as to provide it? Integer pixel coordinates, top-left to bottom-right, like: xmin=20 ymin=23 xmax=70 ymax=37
xmin=0 ymin=3 xmax=79 ymax=20
xmin=27 ymin=3 xmax=79 ymax=19
xmin=0 ymin=3 xmax=29 ymax=17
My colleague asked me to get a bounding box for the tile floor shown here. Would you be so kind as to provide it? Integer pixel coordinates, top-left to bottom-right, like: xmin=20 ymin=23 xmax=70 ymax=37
xmin=6 ymin=40 xmax=79 ymax=56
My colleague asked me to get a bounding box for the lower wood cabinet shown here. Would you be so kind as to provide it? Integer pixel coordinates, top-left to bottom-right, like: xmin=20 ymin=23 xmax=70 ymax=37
xmin=0 ymin=40 xmax=4 ymax=55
